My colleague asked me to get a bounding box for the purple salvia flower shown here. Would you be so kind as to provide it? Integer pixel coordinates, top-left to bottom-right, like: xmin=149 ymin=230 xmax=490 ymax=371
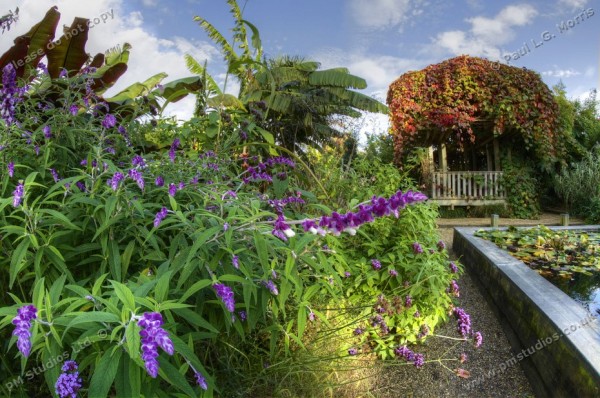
xmin=76 ymin=181 xmax=86 ymax=191
xmin=101 ymin=113 xmax=116 ymax=129
xmin=1 ymin=64 xmax=26 ymax=125
xmin=168 ymin=183 xmax=177 ymax=197
xmin=405 ymin=295 xmax=412 ymax=308
xmin=138 ymin=312 xmax=174 ymax=378
xmin=132 ymin=155 xmax=146 ymax=168
xmin=8 ymin=161 xmax=14 ymax=177
xmin=155 ymin=176 xmax=164 ymax=187
xmin=448 ymin=280 xmax=460 ymax=297
xmin=348 ymin=348 xmax=358 ymax=356
xmin=69 ymin=104 xmax=78 ymax=116
xmin=108 ymin=172 xmax=124 ymax=191
xmin=12 ymin=305 xmax=37 ymax=357
xmin=12 ymin=182 xmax=24 ymax=207
xmin=354 ymin=327 xmax=364 ymax=335
xmin=43 ymin=125 xmax=52 ymax=139
xmin=239 ymin=310 xmax=247 ymax=321
xmin=128 ymin=168 xmax=145 ymax=190
xmin=232 ymin=255 xmax=239 ymax=269
xmin=308 ymin=311 xmax=316 ymax=321
xmin=371 ymin=259 xmax=381 ymax=270
xmin=389 ymin=269 xmax=398 ymax=277
xmin=55 ymin=360 xmax=82 ymax=398
xmin=272 ymin=215 xmax=295 ymax=241
xmin=344 ymin=271 xmax=351 ymax=278
xmin=178 ymin=181 xmax=185 ymax=190
xmin=153 ymin=207 xmax=168 ymax=228
xmin=195 ymin=370 xmax=208 ymax=390
xmin=50 ymin=168 xmax=60 ymax=183
xmin=169 ymin=138 xmax=180 ymax=163
xmin=213 ymin=283 xmax=235 ymax=313
xmin=223 ymin=222 xmax=229 ymax=231
xmin=263 ymin=280 xmax=279 ymax=295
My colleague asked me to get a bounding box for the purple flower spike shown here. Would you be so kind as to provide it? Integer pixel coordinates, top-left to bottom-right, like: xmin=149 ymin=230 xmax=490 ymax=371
xmin=43 ymin=125 xmax=52 ymax=139
xmin=453 ymin=307 xmax=472 ymax=337
xmin=214 ymin=283 xmax=235 ymax=313
xmin=12 ymin=182 xmax=24 ymax=207
xmin=8 ymin=161 xmax=14 ymax=177
xmin=55 ymin=360 xmax=82 ymax=398
xmin=449 ymin=262 xmax=459 ymax=273
xmin=348 ymin=348 xmax=358 ymax=356
xmin=263 ymin=280 xmax=279 ymax=295
xmin=195 ymin=370 xmax=208 ymax=390
xmin=168 ymin=183 xmax=177 ymax=197
xmin=232 ymin=255 xmax=239 ymax=269
xmin=108 ymin=172 xmax=124 ymax=191
xmin=155 ymin=176 xmax=164 ymax=187
xmin=138 ymin=312 xmax=174 ymax=378
xmin=437 ymin=240 xmax=446 ymax=251
xmin=12 ymin=305 xmax=37 ymax=357
xmin=169 ymin=138 xmax=180 ymax=163
xmin=102 ymin=114 xmax=117 ymax=129
xmin=153 ymin=207 xmax=168 ymax=228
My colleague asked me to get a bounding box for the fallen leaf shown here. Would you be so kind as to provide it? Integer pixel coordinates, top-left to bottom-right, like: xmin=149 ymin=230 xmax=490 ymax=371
xmin=454 ymin=368 xmax=471 ymax=378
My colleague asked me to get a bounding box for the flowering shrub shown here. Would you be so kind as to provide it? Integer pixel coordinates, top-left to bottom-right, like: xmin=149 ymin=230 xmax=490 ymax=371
xmin=0 ymin=62 xmax=482 ymax=397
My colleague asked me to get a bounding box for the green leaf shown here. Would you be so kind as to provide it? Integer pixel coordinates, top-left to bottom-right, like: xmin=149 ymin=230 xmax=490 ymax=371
xmin=9 ymin=238 xmax=30 ymax=288
xmin=179 ymin=279 xmax=212 ymax=302
xmin=154 ymin=270 xmax=172 ymax=303
xmin=110 ymin=280 xmax=136 ymax=312
xmin=88 ymin=348 xmax=123 ymax=398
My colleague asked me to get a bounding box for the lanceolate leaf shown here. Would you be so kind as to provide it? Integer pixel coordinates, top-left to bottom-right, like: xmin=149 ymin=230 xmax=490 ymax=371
xmin=46 ymin=17 xmax=90 ymax=78
xmin=309 ymin=68 xmax=367 ymax=89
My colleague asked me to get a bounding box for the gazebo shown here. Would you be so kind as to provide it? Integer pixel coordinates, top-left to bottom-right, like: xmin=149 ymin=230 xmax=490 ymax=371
xmin=387 ymin=55 xmax=564 ymax=207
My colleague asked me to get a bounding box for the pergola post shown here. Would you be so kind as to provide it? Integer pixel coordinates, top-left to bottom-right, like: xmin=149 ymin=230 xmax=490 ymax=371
xmin=440 ymin=143 xmax=448 ymax=172
xmin=493 ymin=138 xmax=501 ymax=171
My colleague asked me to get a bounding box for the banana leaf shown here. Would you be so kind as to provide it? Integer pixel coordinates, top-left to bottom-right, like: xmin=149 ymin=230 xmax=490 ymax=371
xmin=46 ymin=17 xmax=89 ymax=78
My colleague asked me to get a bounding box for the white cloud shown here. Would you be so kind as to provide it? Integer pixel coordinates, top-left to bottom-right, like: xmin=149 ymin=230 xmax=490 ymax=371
xmin=348 ymin=0 xmax=426 ymax=30
xmin=542 ymin=68 xmax=581 ymax=78
xmin=558 ymin=0 xmax=589 ymax=9
xmin=432 ymin=4 xmax=537 ymax=59
xmin=141 ymin=0 xmax=158 ymax=7
xmin=3 ymin=0 xmax=222 ymax=120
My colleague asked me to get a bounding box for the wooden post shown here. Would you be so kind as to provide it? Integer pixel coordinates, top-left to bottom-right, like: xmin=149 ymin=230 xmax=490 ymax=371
xmin=441 ymin=144 xmax=448 ymax=172
xmin=491 ymin=214 xmax=499 ymax=228
xmin=493 ymin=138 xmax=501 ymax=171
xmin=560 ymin=214 xmax=569 ymax=226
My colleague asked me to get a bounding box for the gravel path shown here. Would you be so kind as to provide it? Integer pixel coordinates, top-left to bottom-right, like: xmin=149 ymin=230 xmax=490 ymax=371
xmin=348 ymin=214 xmax=585 ymax=397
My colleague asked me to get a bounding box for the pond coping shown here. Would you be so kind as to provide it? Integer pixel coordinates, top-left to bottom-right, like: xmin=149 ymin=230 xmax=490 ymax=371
xmin=453 ymin=225 xmax=600 ymax=398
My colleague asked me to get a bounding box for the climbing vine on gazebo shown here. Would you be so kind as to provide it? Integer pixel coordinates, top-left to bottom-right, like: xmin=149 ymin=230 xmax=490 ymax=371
xmin=387 ymin=55 xmax=566 ymax=167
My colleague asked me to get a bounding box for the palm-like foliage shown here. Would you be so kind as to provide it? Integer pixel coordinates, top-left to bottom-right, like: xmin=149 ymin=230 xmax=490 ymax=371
xmin=194 ymin=1 xmax=388 ymax=153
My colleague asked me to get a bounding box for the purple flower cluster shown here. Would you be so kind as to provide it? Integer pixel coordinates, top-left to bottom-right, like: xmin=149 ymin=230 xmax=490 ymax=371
xmin=437 ymin=240 xmax=446 ymax=251
xmin=1 ymin=64 xmax=26 ymax=125
xmin=132 ymin=155 xmax=146 ymax=168
xmin=12 ymin=305 xmax=37 ymax=357
xmin=448 ymin=280 xmax=460 ymax=297
xmin=242 ymin=165 xmax=273 ymax=184
xmin=389 ymin=269 xmax=398 ymax=277
xmin=13 ymin=181 xmax=24 ymax=207
xmin=8 ymin=161 xmax=14 ymax=177
xmin=153 ymin=207 xmax=168 ymax=228
xmin=267 ymin=192 xmax=305 ymax=213
xmin=50 ymin=168 xmax=60 ymax=183
xmin=108 ymin=172 xmax=124 ymax=191
xmin=371 ymin=259 xmax=381 ymax=270
xmin=194 ymin=370 xmax=208 ymax=390
xmin=232 ymin=255 xmax=239 ymax=269
xmin=272 ymin=215 xmax=295 ymax=241
xmin=449 ymin=262 xmax=459 ymax=273
xmin=128 ymin=168 xmax=145 ymax=190
xmin=404 ymin=295 xmax=412 ymax=308
xmin=453 ymin=307 xmax=471 ymax=337
xmin=264 ymin=156 xmax=295 ymax=169
xmin=138 ymin=312 xmax=175 ymax=378
xmin=169 ymin=138 xmax=180 ymax=163
xmin=55 ymin=360 xmax=82 ymax=398
xmin=213 ymin=283 xmax=235 ymax=313
xmin=302 ymin=190 xmax=427 ymax=236
xmin=394 ymin=345 xmax=425 ymax=368
xmin=155 ymin=176 xmax=164 ymax=187
xmin=168 ymin=183 xmax=178 ymax=197
xmin=348 ymin=347 xmax=358 ymax=356
xmin=43 ymin=125 xmax=52 ymax=139
xmin=263 ymin=280 xmax=279 ymax=295
xmin=474 ymin=331 xmax=483 ymax=348
xmin=412 ymin=242 xmax=423 ymax=254
xmin=101 ymin=114 xmax=116 ymax=129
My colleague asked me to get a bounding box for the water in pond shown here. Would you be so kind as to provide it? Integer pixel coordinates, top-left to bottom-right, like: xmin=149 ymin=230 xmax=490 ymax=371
xmin=474 ymin=226 xmax=600 ymax=319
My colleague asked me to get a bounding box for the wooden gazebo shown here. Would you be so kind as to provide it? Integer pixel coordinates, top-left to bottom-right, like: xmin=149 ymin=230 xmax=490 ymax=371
xmin=387 ymin=55 xmax=564 ymax=207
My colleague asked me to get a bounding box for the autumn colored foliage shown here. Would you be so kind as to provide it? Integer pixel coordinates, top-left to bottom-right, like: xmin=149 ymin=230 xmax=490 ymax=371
xmin=387 ymin=55 xmax=565 ymax=165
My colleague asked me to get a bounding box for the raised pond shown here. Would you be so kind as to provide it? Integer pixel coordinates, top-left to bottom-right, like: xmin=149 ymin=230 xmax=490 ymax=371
xmin=453 ymin=226 xmax=600 ymax=398
xmin=473 ymin=226 xmax=600 ymax=318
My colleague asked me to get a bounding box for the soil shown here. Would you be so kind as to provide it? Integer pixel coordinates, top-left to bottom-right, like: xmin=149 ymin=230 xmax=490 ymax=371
xmin=343 ymin=213 xmax=585 ymax=398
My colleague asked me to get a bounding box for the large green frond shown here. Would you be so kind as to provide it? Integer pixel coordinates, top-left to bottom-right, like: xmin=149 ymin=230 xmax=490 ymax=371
xmin=308 ymin=69 xmax=367 ymax=89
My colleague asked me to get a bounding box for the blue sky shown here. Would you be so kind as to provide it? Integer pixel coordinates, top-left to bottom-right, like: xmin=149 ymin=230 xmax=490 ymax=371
xmin=4 ymin=0 xmax=599 ymax=129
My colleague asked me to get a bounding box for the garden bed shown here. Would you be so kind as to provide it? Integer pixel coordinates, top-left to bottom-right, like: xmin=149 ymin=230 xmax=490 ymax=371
xmin=453 ymin=226 xmax=600 ymax=398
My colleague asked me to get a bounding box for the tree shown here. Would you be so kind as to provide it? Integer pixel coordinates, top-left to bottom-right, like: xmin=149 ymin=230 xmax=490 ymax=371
xmin=194 ymin=1 xmax=387 ymax=153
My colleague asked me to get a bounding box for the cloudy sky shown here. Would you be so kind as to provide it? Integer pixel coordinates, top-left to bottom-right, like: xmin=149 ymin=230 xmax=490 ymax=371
xmin=2 ymin=0 xmax=598 ymax=133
